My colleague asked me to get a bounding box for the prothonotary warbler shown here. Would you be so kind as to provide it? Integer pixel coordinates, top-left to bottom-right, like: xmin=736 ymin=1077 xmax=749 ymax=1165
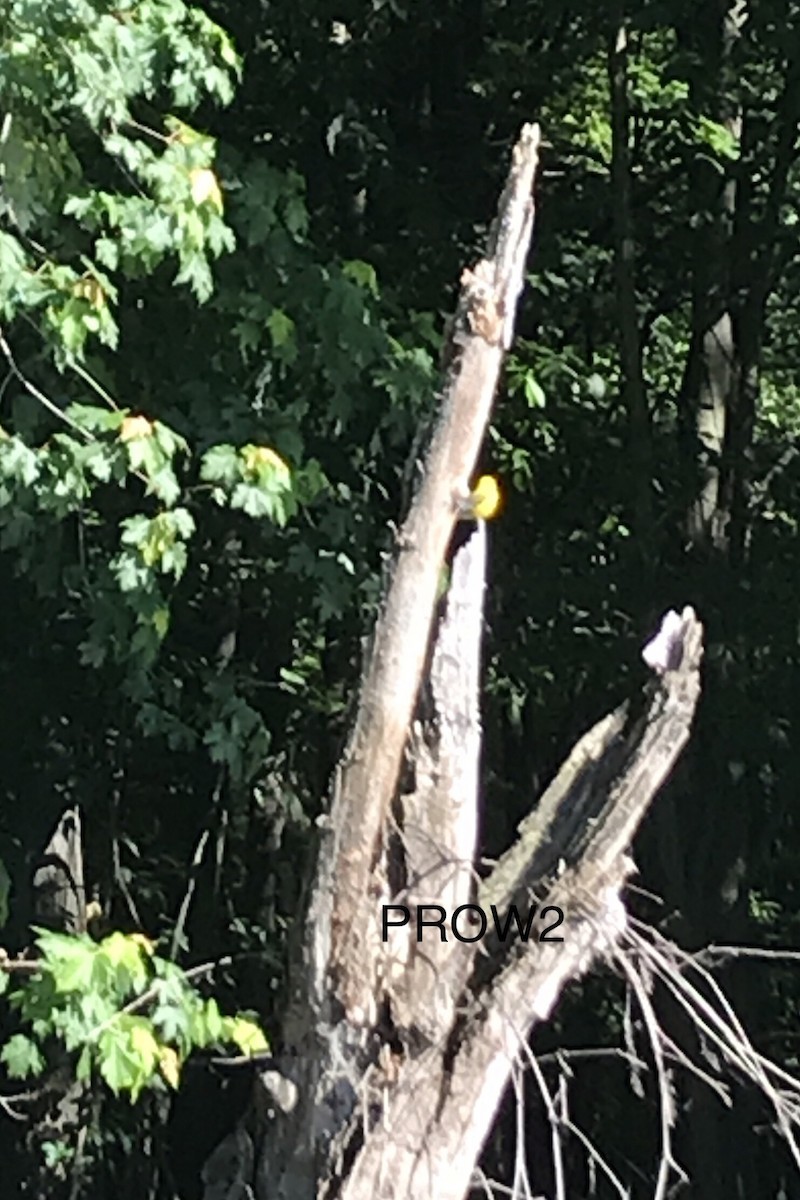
xmin=455 ymin=474 xmax=503 ymax=522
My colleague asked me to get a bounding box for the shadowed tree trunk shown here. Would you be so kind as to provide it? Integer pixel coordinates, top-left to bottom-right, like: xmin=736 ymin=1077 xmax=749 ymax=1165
xmin=648 ymin=11 xmax=800 ymax=1196
xmin=608 ymin=4 xmax=653 ymax=548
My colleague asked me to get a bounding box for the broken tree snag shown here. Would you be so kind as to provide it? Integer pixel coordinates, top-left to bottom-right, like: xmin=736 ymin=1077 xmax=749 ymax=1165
xmin=31 ymin=806 xmax=87 ymax=934
xmin=334 ymin=610 xmax=705 ymax=1200
xmin=325 ymin=123 xmax=541 ymax=1021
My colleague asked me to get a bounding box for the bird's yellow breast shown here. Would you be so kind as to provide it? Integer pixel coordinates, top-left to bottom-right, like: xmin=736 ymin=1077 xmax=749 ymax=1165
xmin=470 ymin=474 xmax=502 ymax=520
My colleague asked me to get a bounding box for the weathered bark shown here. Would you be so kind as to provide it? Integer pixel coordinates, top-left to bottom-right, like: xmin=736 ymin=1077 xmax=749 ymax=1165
xmin=197 ymin=127 xmax=706 ymax=1200
xmin=249 ymin=123 xmax=541 ymax=1200
xmin=336 ymin=613 xmax=703 ymax=1200
xmin=386 ymin=520 xmax=485 ymax=1046
xmin=243 ymin=596 xmax=703 ymax=1200
xmin=326 ymin=125 xmax=540 ymax=1027
xmin=31 ymin=807 xmax=86 ymax=935
xmin=679 ymin=3 xmax=745 ymax=551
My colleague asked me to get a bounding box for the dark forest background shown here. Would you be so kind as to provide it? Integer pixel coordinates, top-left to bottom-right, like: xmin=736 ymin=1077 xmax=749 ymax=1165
xmin=2 ymin=0 xmax=800 ymax=1196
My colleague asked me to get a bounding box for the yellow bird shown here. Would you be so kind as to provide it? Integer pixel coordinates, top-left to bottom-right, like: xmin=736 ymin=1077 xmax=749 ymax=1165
xmin=456 ymin=474 xmax=502 ymax=522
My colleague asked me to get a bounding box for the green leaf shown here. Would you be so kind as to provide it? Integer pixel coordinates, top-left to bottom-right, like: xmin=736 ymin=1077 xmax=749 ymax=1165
xmin=38 ymin=933 xmax=97 ymax=993
xmin=0 ymin=438 xmax=40 ymax=486
xmin=266 ymin=308 xmax=296 ymax=349
xmin=66 ymin=405 xmax=126 ymax=434
xmin=97 ymin=1027 xmax=141 ymax=1096
xmin=202 ymin=998 xmax=223 ymax=1043
xmin=1 ymin=1034 xmax=45 ymax=1079
xmin=524 ymin=374 xmax=546 ymax=408
xmin=230 ymin=482 xmax=280 ymax=521
xmin=76 ymin=1045 xmax=92 ymax=1083
xmin=200 ymin=444 xmax=240 ymax=484
xmin=96 ymin=932 xmax=150 ymax=994
xmin=342 ymin=259 xmax=378 ymax=297
xmin=224 ymin=1015 xmax=269 ymax=1056
xmin=696 ymin=116 xmax=740 ymax=161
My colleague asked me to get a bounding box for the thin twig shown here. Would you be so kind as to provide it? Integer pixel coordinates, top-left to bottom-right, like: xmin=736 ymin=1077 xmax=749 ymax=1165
xmin=69 ymin=357 xmax=121 ymax=411
xmin=169 ymin=827 xmax=211 ymax=962
xmin=170 ymin=770 xmax=225 ymax=962
xmin=522 ymin=1042 xmax=566 ymax=1200
xmin=0 ymin=1087 xmax=39 ymax=1120
xmin=627 ymin=925 xmax=800 ymax=1174
xmin=0 ymin=327 xmax=91 ymax=438
xmin=617 ymin=948 xmax=688 ymax=1200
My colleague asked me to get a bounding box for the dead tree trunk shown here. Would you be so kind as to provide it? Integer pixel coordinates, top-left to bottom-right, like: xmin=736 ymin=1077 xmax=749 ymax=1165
xmin=199 ymin=125 xmax=706 ymax=1200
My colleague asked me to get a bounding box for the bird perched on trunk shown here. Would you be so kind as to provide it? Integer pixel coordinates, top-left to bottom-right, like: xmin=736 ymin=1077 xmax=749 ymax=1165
xmin=454 ymin=474 xmax=502 ymax=522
